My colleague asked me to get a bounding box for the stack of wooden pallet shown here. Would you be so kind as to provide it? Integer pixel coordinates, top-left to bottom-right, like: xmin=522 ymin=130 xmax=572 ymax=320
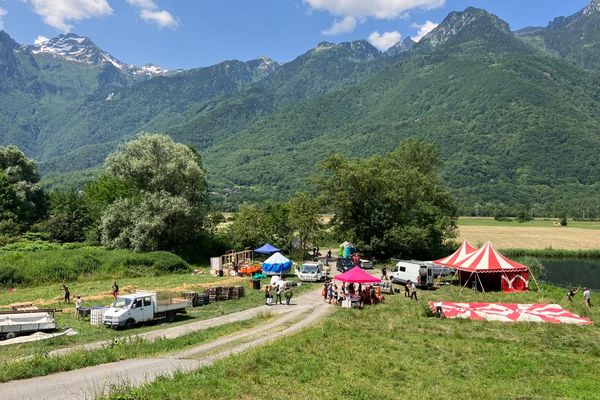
xmin=180 ymin=291 xmax=210 ymax=307
xmin=232 ymin=286 xmax=245 ymax=299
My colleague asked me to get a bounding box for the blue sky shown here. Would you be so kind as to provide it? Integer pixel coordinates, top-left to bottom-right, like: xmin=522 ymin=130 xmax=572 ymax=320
xmin=0 ymin=0 xmax=592 ymax=70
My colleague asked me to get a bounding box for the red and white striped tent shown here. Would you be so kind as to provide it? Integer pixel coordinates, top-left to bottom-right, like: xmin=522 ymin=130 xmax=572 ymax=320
xmin=433 ymin=240 xmax=477 ymax=266
xmin=452 ymin=241 xmax=534 ymax=292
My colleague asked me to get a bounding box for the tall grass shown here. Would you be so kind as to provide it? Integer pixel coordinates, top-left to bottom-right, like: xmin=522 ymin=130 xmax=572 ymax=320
xmin=0 ymin=239 xmax=189 ymax=288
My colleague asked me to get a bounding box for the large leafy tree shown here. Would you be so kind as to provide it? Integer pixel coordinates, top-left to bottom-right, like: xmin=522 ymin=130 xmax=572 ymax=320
xmin=0 ymin=146 xmax=47 ymax=233
xmin=46 ymin=190 xmax=94 ymax=242
xmin=288 ymin=192 xmax=323 ymax=260
xmin=317 ymin=140 xmax=457 ymax=259
xmin=226 ymin=203 xmax=291 ymax=251
xmin=101 ymin=134 xmax=208 ymax=252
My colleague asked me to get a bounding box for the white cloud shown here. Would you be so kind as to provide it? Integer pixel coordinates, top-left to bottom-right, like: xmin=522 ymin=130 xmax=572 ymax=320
xmin=126 ymin=0 xmax=157 ymax=10
xmin=323 ymin=16 xmax=357 ymax=35
xmin=34 ymin=35 xmax=50 ymax=45
xmin=368 ymin=30 xmax=401 ymax=51
xmin=140 ymin=9 xmax=178 ymax=29
xmin=306 ymin=0 xmax=445 ymax=19
xmin=413 ymin=20 xmax=438 ymax=42
xmin=127 ymin=0 xmax=179 ymax=30
xmin=0 ymin=7 xmax=6 ymax=30
xmin=26 ymin=0 xmax=113 ymax=32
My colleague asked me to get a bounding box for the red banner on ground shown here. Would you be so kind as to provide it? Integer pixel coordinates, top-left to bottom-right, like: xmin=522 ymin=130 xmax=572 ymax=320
xmin=430 ymin=302 xmax=592 ymax=325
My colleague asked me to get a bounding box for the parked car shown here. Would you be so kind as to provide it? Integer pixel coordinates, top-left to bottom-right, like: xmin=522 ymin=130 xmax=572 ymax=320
xmin=103 ymin=291 xmax=189 ymax=329
xmin=295 ymin=261 xmax=327 ymax=282
xmin=336 ymin=257 xmax=355 ymax=273
xmin=360 ymin=259 xmax=374 ymax=269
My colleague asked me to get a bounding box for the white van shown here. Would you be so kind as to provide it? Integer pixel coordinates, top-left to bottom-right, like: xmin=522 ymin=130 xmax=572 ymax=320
xmin=390 ymin=261 xmax=436 ymax=287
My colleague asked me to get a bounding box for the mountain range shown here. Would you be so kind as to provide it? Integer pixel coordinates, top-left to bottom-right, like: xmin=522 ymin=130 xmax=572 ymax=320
xmin=1 ymin=1 xmax=600 ymax=214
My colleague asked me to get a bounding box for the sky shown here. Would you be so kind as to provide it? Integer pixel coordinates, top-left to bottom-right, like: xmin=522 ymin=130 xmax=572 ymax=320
xmin=0 ymin=0 xmax=593 ymax=70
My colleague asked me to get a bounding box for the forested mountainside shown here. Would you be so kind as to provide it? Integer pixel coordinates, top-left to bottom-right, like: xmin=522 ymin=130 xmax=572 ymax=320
xmin=1 ymin=2 xmax=600 ymax=214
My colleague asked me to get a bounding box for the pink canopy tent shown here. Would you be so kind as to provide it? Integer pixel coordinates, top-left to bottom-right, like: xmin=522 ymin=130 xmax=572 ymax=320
xmin=453 ymin=242 xmax=537 ymax=292
xmin=433 ymin=240 xmax=477 ymax=266
xmin=334 ymin=266 xmax=381 ymax=283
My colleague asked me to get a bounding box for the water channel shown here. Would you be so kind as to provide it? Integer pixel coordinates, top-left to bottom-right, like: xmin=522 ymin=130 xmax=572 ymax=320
xmin=541 ymin=258 xmax=600 ymax=290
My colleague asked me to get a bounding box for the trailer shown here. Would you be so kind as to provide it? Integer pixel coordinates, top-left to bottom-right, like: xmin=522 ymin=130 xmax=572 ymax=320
xmin=0 ymin=310 xmax=57 ymax=340
xmin=102 ymin=291 xmax=189 ymax=329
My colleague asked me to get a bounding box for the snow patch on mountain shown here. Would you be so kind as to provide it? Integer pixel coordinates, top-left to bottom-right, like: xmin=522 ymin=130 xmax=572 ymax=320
xmin=29 ymin=33 xmax=172 ymax=77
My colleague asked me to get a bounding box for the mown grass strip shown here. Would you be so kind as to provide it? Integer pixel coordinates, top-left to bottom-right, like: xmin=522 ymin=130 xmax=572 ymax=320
xmin=0 ymin=313 xmax=275 ymax=383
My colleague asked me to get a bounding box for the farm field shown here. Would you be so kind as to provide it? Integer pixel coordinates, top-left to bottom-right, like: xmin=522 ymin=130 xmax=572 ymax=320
xmin=457 ymin=218 xmax=600 ymax=249
xmin=106 ymin=283 xmax=600 ymax=400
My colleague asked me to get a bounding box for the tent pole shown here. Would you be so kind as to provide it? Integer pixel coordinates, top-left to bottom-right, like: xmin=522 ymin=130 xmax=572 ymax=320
xmin=529 ymin=269 xmax=541 ymax=292
xmin=460 ymin=270 xmax=475 ymax=295
xmin=476 ymin=273 xmax=485 ymax=295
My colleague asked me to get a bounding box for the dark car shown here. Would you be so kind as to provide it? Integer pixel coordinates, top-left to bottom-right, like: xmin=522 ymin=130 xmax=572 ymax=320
xmin=336 ymin=257 xmax=354 ymax=273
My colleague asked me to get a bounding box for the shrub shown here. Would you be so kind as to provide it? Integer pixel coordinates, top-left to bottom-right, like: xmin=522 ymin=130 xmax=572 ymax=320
xmin=0 ymin=267 xmax=27 ymax=287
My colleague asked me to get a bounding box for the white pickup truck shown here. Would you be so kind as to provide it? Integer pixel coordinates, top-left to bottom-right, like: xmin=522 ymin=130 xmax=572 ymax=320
xmin=295 ymin=261 xmax=327 ymax=282
xmin=103 ymin=291 xmax=189 ymax=329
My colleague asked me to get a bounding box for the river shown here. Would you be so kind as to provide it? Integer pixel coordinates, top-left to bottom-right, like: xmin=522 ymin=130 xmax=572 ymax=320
xmin=541 ymin=258 xmax=600 ymax=290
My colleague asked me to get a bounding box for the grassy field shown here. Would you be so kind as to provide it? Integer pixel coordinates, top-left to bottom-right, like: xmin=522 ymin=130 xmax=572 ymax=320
xmin=0 ymin=313 xmax=274 ymax=383
xmin=106 ymin=283 xmax=600 ymax=400
xmin=0 ymin=273 xmax=317 ymax=360
xmin=458 ymin=218 xmax=600 ymax=249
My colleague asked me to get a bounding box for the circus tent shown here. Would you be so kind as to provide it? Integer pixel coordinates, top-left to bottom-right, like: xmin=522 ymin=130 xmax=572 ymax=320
xmin=433 ymin=240 xmax=477 ymax=267
xmin=452 ymin=241 xmax=535 ymax=292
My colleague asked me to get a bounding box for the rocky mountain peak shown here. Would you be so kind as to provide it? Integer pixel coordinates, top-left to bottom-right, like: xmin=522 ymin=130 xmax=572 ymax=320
xmin=385 ymin=36 xmax=416 ymax=56
xmin=420 ymin=7 xmax=511 ymax=47
xmin=583 ymin=0 xmax=600 ymax=16
xmin=28 ymin=33 xmax=171 ymax=77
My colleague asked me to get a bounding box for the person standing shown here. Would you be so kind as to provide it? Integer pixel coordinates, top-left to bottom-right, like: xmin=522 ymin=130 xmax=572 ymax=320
xmin=583 ymin=287 xmax=592 ymax=307
xmin=410 ymin=282 xmax=418 ymax=301
xmin=264 ymin=285 xmax=271 ymax=305
xmin=112 ymin=281 xmax=119 ymax=299
xmin=276 ymin=284 xmax=284 ymax=305
xmin=381 ymin=266 xmax=387 ymax=280
xmin=567 ymin=287 xmax=580 ymax=302
xmin=322 ymin=282 xmax=328 ymax=303
xmin=284 ymin=287 xmax=293 ymax=305
xmin=61 ymin=283 xmax=70 ymax=304
xmin=405 ymin=281 xmax=411 ymax=298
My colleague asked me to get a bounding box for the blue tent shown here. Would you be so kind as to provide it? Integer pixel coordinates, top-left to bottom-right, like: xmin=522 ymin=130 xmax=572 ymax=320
xmin=254 ymin=243 xmax=280 ymax=254
xmin=261 ymin=252 xmax=292 ymax=275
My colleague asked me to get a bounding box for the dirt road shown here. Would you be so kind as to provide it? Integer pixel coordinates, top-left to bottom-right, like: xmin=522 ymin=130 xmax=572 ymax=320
xmin=0 ymin=288 xmax=331 ymax=400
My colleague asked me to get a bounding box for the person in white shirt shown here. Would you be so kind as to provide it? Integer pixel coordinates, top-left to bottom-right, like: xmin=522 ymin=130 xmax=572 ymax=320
xmin=583 ymin=288 xmax=592 ymax=307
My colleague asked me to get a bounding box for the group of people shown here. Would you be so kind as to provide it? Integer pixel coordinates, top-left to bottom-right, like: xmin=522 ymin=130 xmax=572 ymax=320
xmin=60 ymin=281 xmax=120 ymax=313
xmin=264 ymin=277 xmax=293 ymax=305
xmin=567 ymin=286 xmax=593 ymax=307
xmin=321 ymin=281 xmax=384 ymax=307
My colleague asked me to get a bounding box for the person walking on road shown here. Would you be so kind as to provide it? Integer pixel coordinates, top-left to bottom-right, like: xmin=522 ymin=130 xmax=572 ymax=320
xmin=112 ymin=281 xmax=119 ymax=299
xmin=583 ymin=287 xmax=593 ymax=307
xmin=284 ymin=287 xmax=293 ymax=305
xmin=61 ymin=283 xmax=70 ymax=304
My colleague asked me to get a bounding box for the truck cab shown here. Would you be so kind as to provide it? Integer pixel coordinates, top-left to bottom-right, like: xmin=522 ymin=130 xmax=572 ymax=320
xmin=296 ymin=261 xmax=326 ymax=282
xmin=103 ymin=291 xmax=188 ymax=329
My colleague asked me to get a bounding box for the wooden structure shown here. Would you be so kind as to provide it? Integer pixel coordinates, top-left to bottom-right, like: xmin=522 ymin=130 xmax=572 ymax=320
xmin=211 ymin=249 xmax=254 ymax=276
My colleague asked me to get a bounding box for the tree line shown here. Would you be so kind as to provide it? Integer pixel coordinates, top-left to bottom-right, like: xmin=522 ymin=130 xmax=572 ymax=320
xmin=0 ymin=135 xmax=457 ymax=260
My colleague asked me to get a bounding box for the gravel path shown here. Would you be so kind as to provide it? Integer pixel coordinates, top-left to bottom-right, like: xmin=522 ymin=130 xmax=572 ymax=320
xmin=0 ymin=288 xmax=331 ymax=400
